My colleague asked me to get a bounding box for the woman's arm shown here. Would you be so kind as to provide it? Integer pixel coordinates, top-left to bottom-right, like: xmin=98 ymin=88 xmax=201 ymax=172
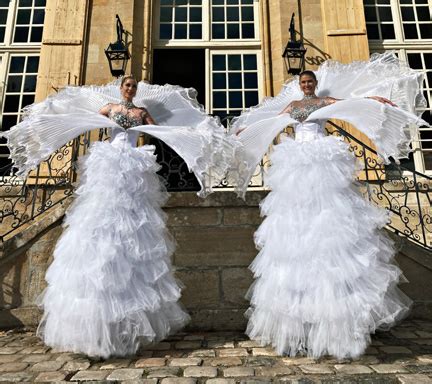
xmin=99 ymin=103 xmax=112 ymax=117
xmin=326 ymin=95 xmax=396 ymax=106
xmin=141 ymin=108 xmax=157 ymax=125
xmin=279 ymin=102 xmax=293 ymax=115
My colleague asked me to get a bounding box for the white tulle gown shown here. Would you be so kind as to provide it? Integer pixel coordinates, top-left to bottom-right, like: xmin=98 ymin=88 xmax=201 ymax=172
xmin=228 ymin=53 xmax=430 ymax=359
xmin=2 ymin=82 xmax=236 ymax=358
xmin=38 ymin=122 xmax=191 ymax=358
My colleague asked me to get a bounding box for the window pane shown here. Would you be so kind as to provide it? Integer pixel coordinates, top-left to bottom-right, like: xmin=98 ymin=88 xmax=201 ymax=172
xmin=22 ymin=94 xmax=34 ymax=107
xmin=190 ymin=7 xmax=201 ymax=22
xmin=229 ymin=91 xmax=242 ymax=108
xmin=243 ymin=54 xmax=257 ymax=70
xmin=364 ymin=7 xmax=377 ymax=21
xmin=213 ymin=73 xmax=226 ymax=89
xmin=212 ymin=24 xmax=224 ymax=39
xmin=24 ymin=75 xmax=37 ymax=92
xmin=378 ymin=7 xmax=393 ymax=21
xmin=0 ymin=9 xmax=8 ymax=24
xmin=213 ymin=92 xmax=226 ymax=108
xmin=0 ymin=27 xmax=4 ymax=42
xmin=176 ymin=0 xmax=187 ymax=5
xmin=26 ymin=56 xmax=39 ymax=72
xmin=4 ymin=95 xmax=21 ymax=112
xmin=226 ymin=7 xmax=239 ymax=21
xmin=213 ymin=55 xmax=225 ymax=70
xmin=17 ymin=9 xmax=31 ymax=24
xmin=424 ymin=54 xmax=432 ymax=69
xmin=407 ymin=53 xmax=422 ymax=69
xmin=381 ymin=24 xmax=395 ymax=39
xmin=189 ymin=24 xmax=202 ymax=39
xmin=19 ymin=0 xmax=32 ymax=6
xmin=10 ymin=57 xmax=25 ymax=73
xmin=366 ymin=24 xmax=380 ymax=39
xmin=160 ymin=24 xmax=172 ymax=39
xmin=212 ymin=7 xmax=224 ymax=22
xmin=227 ymin=0 xmax=239 ymax=4
xmin=14 ymin=26 xmax=29 ymax=42
xmin=401 ymin=7 xmax=415 ymax=21
xmin=228 ymin=55 xmax=241 ymax=70
xmin=244 ymin=73 xmax=258 ymax=89
xmin=33 ymin=9 xmax=45 ymax=24
xmin=161 ymin=0 xmax=173 ymax=4
xmin=35 ymin=0 xmax=46 ymax=5
xmin=174 ymin=24 xmax=187 ymax=38
xmin=160 ymin=8 xmax=172 ymax=22
xmin=416 ymin=6 xmax=430 ymax=21
xmin=419 ymin=24 xmax=432 ymax=39
xmin=175 ymin=7 xmax=187 ymax=21
xmin=212 ymin=0 xmax=224 ymax=4
xmin=403 ymin=24 xmax=418 ymax=39
xmin=228 ymin=73 xmax=242 ymax=88
xmin=30 ymin=26 xmax=43 ymax=42
xmin=6 ymin=76 xmax=22 ymax=92
xmin=245 ymin=91 xmax=258 ymax=107
xmin=1 ymin=115 xmax=18 ymax=131
xmin=227 ymin=24 xmax=239 ymax=38
xmin=241 ymin=6 xmax=254 ymax=21
xmin=242 ymin=23 xmax=254 ymax=38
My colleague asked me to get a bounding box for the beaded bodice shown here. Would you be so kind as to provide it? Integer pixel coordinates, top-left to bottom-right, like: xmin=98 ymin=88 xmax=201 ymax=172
xmin=289 ymin=96 xmax=328 ymax=122
xmin=108 ymin=111 xmax=143 ymax=129
xmin=107 ymin=101 xmax=144 ymax=129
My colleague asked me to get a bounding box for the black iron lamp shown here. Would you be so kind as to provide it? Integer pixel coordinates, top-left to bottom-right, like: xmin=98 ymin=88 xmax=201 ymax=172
xmin=105 ymin=15 xmax=130 ymax=77
xmin=282 ymin=13 xmax=307 ymax=76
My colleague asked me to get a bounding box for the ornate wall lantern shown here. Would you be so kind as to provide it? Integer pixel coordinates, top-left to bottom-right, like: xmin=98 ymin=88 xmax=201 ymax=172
xmin=105 ymin=15 xmax=130 ymax=77
xmin=282 ymin=13 xmax=307 ymax=76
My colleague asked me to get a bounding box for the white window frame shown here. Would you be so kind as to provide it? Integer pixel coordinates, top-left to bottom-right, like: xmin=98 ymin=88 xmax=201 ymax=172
xmin=367 ymin=0 xmax=432 ymax=174
xmin=153 ymin=0 xmax=260 ymax=47
xmin=208 ymin=48 xmax=263 ymax=118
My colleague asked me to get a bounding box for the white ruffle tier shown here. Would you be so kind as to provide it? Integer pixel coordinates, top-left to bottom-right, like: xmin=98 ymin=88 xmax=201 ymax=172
xmin=246 ymin=136 xmax=411 ymax=360
xmin=37 ymin=137 xmax=190 ymax=358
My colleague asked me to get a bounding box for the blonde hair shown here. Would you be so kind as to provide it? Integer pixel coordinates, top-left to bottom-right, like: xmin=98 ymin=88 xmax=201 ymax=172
xmin=120 ymin=75 xmax=137 ymax=86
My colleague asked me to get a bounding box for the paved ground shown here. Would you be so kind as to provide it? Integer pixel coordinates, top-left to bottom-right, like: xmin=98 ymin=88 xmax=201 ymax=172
xmin=0 ymin=320 xmax=431 ymax=383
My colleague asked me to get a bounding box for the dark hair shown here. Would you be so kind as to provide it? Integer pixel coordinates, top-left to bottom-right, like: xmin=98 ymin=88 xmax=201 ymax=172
xmin=299 ymin=70 xmax=317 ymax=81
xmin=120 ymin=75 xmax=137 ymax=86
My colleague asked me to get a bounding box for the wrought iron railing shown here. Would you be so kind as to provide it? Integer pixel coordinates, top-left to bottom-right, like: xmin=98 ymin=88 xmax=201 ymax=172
xmin=0 ymin=123 xmax=431 ymax=249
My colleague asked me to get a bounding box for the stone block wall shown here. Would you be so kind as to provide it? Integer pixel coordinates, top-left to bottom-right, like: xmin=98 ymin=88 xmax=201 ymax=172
xmin=0 ymin=190 xmax=431 ymax=331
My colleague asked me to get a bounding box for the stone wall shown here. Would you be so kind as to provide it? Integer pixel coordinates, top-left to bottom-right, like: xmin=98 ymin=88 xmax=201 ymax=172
xmin=0 ymin=191 xmax=431 ymax=331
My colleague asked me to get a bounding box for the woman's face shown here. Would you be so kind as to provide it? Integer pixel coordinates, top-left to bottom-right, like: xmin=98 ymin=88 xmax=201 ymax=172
xmin=299 ymin=75 xmax=317 ymax=96
xmin=120 ymin=78 xmax=138 ymax=100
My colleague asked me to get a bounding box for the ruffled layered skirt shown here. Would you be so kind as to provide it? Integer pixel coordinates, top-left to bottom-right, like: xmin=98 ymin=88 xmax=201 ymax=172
xmin=37 ymin=137 xmax=190 ymax=358
xmin=246 ymin=135 xmax=411 ymax=359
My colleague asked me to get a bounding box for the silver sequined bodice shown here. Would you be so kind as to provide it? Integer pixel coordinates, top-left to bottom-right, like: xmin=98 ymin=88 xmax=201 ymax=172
xmin=290 ymin=97 xmax=328 ymax=142
xmin=109 ymin=111 xmax=143 ymax=129
xmin=108 ymin=108 xmax=144 ymax=147
xmin=290 ymin=98 xmax=327 ymax=122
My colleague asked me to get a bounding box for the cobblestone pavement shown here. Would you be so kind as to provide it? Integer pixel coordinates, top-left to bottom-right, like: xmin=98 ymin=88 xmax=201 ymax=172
xmin=0 ymin=320 xmax=431 ymax=383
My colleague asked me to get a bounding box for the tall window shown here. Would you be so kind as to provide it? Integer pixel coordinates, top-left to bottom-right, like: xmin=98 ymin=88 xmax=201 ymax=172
xmin=153 ymin=0 xmax=262 ymax=125
xmin=0 ymin=0 xmax=45 ymax=169
xmin=364 ymin=0 xmax=432 ymax=173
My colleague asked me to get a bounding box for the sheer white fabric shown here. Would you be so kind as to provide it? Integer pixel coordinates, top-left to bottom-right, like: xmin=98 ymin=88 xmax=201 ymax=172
xmin=228 ymin=52 xmax=429 ymax=197
xmin=245 ymin=119 xmax=412 ymax=360
xmin=37 ymin=112 xmax=191 ymax=357
xmin=1 ymin=81 xmax=236 ymax=196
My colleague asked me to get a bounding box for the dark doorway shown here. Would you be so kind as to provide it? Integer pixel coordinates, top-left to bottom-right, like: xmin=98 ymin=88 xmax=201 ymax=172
xmin=151 ymin=49 xmax=206 ymax=192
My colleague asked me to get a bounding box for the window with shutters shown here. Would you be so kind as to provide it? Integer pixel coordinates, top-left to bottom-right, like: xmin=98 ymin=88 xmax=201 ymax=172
xmin=364 ymin=0 xmax=432 ymax=173
xmin=0 ymin=0 xmax=45 ymax=169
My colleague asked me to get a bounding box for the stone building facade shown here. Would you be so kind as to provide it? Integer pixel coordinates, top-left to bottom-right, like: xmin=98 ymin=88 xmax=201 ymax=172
xmin=1 ymin=0 xmax=431 ymax=171
xmin=0 ymin=1 xmax=431 ymax=329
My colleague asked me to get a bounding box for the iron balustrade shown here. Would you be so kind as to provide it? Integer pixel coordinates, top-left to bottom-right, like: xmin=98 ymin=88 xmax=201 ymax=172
xmin=0 ymin=123 xmax=430 ymax=250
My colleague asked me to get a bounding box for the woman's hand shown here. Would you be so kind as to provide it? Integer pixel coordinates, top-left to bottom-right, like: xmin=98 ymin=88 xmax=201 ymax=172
xmin=366 ymin=96 xmax=397 ymax=107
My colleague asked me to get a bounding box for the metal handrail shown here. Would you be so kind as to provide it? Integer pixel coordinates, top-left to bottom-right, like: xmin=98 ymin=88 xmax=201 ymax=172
xmin=0 ymin=123 xmax=430 ymax=249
